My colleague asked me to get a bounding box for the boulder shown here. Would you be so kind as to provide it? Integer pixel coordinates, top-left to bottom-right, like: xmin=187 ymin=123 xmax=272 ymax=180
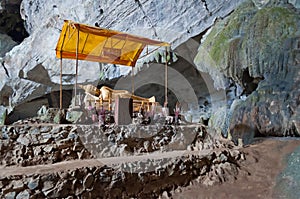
xmin=83 ymin=173 xmax=94 ymax=190
xmin=16 ymin=190 xmax=30 ymax=199
xmin=0 ymin=34 xmax=17 ymax=57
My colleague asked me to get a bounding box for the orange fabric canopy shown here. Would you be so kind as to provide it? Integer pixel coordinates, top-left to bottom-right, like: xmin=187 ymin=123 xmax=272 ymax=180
xmin=55 ymin=20 xmax=170 ymax=67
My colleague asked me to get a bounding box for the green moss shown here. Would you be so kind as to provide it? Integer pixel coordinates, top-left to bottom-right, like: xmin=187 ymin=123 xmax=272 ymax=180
xmin=202 ymin=1 xmax=257 ymax=66
xmin=200 ymin=0 xmax=299 ymax=78
xmin=248 ymin=91 xmax=259 ymax=105
xmin=245 ymin=6 xmax=298 ymax=44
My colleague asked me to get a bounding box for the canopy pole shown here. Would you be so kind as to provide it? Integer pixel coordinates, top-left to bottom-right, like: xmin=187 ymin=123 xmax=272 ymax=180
xmin=60 ymin=56 xmax=63 ymax=110
xmin=75 ymin=28 xmax=79 ymax=106
xmin=131 ymin=67 xmax=134 ymax=94
xmin=164 ymin=47 xmax=168 ymax=107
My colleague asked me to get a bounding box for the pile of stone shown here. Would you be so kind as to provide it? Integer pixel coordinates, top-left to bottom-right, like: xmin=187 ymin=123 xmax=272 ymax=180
xmin=187 ymin=125 xmax=235 ymax=151
xmin=0 ymin=148 xmax=245 ymax=198
xmin=76 ymin=124 xmax=206 ymax=158
xmin=115 ymin=125 xmax=176 ymax=153
xmin=0 ymin=125 xmax=91 ymax=166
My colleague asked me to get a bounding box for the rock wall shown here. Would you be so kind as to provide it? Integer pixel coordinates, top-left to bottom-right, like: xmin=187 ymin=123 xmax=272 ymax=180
xmin=1 ymin=119 xmax=230 ymax=168
xmin=77 ymin=124 xmax=228 ymax=158
xmin=0 ymin=148 xmax=244 ymax=198
xmin=78 ymin=124 xmax=197 ymax=158
xmin=195 ymin=0 xmax=300 ymax=137
xmin=0 ymin=0 xmax=246 ymax=117
xmin=0 ymin=0 xmax=28 ymax=43
xmin=0 ymin=124 xmax=91 ymax=166
xmin=0 ymin=121 xmax=246 ymax=198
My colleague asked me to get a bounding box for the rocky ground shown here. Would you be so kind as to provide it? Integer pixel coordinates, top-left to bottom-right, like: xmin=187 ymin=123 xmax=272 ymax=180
xmin=172 ymin=138 xmax=300 ymax=199
xmin=0 ymin=120 xmax=247 ymax=198
xmin=1 ymin=119 xmax=300 ymax=198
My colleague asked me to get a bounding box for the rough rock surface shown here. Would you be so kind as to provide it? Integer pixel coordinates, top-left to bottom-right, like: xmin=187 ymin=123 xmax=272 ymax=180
xmin=274 ymin=145 xmax=300 ymax=198
xmin=0 ymin=146 xmax=244 ymax=198
xmin=0 ymin=34 xmax=17 ymax=57
xmin=195 ymin=0 xmax=300 ymax=137
xmin=0 ymin=0 xmax=246 ymax=115
xmin=0 ymin=0 xmax=28 ymax=43
xmin=0 ymin=121 xmax=247 ymax=198
xmin=79 ymin=123 xmax=234 ymax=159
xmin=0 ymin=124 xmax=91 ymax=166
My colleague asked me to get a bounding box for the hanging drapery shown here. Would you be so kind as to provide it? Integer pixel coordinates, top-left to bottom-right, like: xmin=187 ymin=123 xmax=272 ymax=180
xmin=56 ymin=20 xmax=170 ymax=66
xmin=55 ymin=20 xmax=170 ymax=110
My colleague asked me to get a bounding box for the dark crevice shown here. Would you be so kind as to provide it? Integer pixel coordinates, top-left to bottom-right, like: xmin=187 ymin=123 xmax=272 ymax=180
xmin=0 ymin=84 xmax=13 ymax=107
xmin=0 ymin=1 xmax=29 ymax=43
xmin=1 ymin=60 xmax=10 ymax=77
xmin=6 ymin=89 xmax=73 ymax=124
xmin=241 ymin=68 xmax=264 ymax=96
xmin=201 ymin=0 xmax=212 ymax=16
xmin=135 ymin=0 xmax=159 ymax=39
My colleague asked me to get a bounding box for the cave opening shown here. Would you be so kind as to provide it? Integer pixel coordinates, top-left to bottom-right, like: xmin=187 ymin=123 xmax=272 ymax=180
xmin=241 ymin=68 xmax=264 ymax=96
xmin=0 ymin=1 xmax=29 ymax=43
xmin=6 ymin=89 xmax=73 ymax=124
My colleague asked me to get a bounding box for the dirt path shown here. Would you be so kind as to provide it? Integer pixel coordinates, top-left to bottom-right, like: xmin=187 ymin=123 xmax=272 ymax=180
xmin=0 ymin=148 xmax=222 ymax=178
xmin=172 ymin=138 xmax=300 ymax=199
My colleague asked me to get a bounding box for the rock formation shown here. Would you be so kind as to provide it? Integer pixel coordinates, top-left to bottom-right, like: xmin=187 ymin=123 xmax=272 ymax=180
xmin=0 ymin=0 xmax=246 ymax=122
xmin=0 ymin=124 xmax=91 ymax=166
xmin=0 ymin=0 xmax=299 ymax=136
xmin=0 ymin=122 xmax=245 ymax=198
xmin=1 ymin=0 xmax=300 ymax=198
xmin=195 ymin=0 xmax=300 ymax=137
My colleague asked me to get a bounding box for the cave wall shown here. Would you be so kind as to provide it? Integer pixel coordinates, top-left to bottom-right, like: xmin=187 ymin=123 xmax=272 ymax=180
xmin=194 ymin=0 xmax=300 ymax=136
xmin=0 ymin=0 xmax=246 ymax=120
xmin=0 ymin=0 xmax=28 ymax=43
xmin=1 ymin=0 xmax=299 ymax=137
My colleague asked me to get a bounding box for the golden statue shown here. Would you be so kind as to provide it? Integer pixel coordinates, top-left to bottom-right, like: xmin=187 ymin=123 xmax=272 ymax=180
xmin=79 ymin=84 xmax=157 ymax=112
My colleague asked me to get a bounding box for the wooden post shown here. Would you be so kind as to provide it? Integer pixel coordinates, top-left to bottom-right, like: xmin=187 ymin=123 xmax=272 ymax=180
xmin=75 ymin=28 xmax=79 ymax=106
xmin=131 ymin=67 xmax=134 ymax=95
xmin=164 ymin=47 xmax=168 ymax=107
xmin=60 ymin=56 xmax=63 ymax=110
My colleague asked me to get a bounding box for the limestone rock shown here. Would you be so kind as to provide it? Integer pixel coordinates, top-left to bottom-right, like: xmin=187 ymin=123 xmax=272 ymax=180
xmin=0 ymin=34 xmax=17 ymax=57
xmin=16 ymin=189 xmax=30 ymax=199
xmin=42 ymin=180 xmax=55 ymax=193
xmin=1 ymin=0 xmax=245 ymax=115
xmin=27 ymin=178 xmax=39 ymax=190
xmin=4 ymin=191 xmax=16 ymax=199
xmin=195 ymin=0 xmax=300 ymax=137
xmin=0 ymin=105 xmax=7 ymax=125
xmin=16 ymin=135 xmax=30 ymax=146
xmin=83 ymin=173 xmax=94 ymax=190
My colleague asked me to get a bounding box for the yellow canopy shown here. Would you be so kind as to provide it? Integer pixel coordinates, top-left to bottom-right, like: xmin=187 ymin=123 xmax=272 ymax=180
xmin=55 ymin=20 xmax=170 ymax=67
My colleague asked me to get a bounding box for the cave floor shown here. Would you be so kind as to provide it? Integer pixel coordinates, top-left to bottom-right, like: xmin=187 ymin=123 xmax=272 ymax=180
xmin=172 ymin=137 xmax=300 ymax=199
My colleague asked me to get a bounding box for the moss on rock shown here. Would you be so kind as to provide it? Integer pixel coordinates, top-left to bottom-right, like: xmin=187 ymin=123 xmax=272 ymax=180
xmin=196 ymin=0 xmax=300 ymax=82
xmin=196 ymin=0 xmax=300 ymax=137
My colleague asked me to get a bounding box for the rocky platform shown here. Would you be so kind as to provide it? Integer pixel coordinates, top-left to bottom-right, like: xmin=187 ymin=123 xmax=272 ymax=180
xmin=0 ymin=122 xmax=246 ymax=198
